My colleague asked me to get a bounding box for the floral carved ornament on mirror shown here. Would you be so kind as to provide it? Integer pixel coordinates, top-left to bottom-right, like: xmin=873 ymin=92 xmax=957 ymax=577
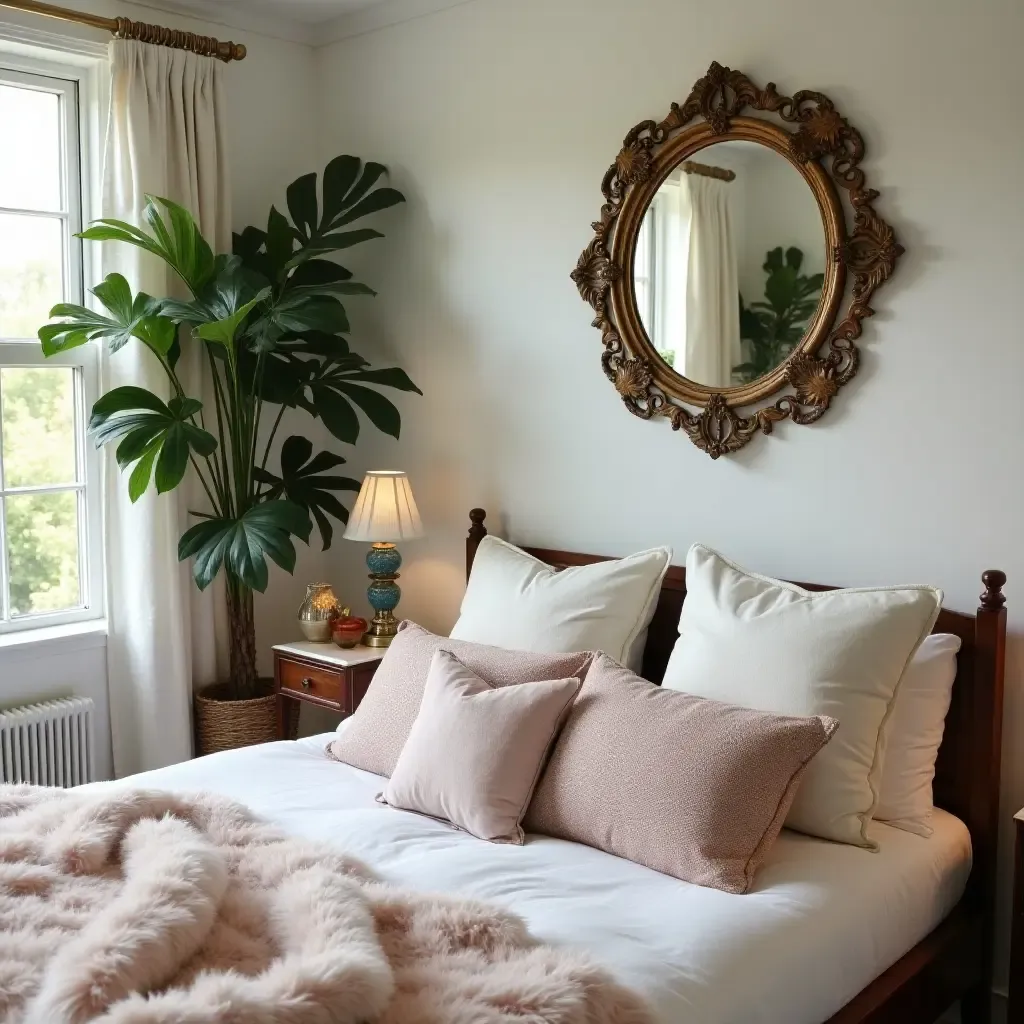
xmin=572 ymin=62 xmax=904 ymax=458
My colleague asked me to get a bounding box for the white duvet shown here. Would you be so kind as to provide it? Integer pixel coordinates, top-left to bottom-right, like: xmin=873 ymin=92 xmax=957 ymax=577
xmin=101 ymin=734 xmax=971 ymax=1024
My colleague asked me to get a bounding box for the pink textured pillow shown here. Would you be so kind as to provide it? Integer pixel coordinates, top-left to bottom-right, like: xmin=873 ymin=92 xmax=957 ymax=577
xmin=525 ymin=653 xmax=838 ymax=893
xmin=382 ymin=650 xmax=580 ymax=843
xmin=328 ymin=621 xmax=592 ymax=778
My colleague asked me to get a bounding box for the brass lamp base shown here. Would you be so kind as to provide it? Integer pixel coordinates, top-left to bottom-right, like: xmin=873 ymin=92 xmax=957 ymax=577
xmin=362 ymin=610 xmax=398 ymax=648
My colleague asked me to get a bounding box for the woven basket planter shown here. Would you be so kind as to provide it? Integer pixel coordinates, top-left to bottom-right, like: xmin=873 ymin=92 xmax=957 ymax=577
xmin=194 ymin=680 xmax=277 ymax=756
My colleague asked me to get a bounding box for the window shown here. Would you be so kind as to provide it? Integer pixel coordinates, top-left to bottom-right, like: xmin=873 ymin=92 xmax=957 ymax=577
xmin=0 ymin=63 xmax=102 ymax=632
xmin=634 ymin=195 xmax=657 ymax=344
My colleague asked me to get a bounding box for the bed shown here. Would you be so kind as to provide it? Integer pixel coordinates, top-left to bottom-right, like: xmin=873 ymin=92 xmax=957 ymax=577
xmin=106 ymin=509 xmax=1006 ymax=1024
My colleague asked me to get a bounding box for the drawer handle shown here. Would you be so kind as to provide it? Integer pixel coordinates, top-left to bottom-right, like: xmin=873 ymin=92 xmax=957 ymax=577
xmin=301 ymin=676 xmax=313 ymax=688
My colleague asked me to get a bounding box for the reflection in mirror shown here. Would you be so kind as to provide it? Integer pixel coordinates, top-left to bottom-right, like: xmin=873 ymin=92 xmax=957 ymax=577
xmin=634 ymin=141 xmax=826 ymax=388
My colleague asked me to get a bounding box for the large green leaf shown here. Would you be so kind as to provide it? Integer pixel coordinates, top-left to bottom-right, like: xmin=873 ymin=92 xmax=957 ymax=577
xmin=178 ymin=499 xmax=311 ymax=591
xmin=337 ymin=367 xmax=421 ymax=391
xmin=265 ymin=206 xmax=295 ymax=281
xmin=231 ymin=156 xmax=404 ymax=309
xmin=39 ymin=273 xmax=176 ymax=361
xmin=288 ymin=259 xmax=353 ymax=287
xmin=329 ymin=187 xmax=405 ymax=230
xmin=79 ymin=197 xmax=216 ymax=295
xmin=197 ymin=290 xmax=271 ymax=348
xmin=287 ymin=173 xmax=319 ymax=242
xmin=245 ymin=333 xmax=368 ymax=405
xmin=89 ymin=387 xmax=216 ymax=501
xmin=233 ymin=226 xmax=272 ymax=281
xmin=306 ymin=360 xmax=421 ymax=444
xmin=268 ymin=294 xmax=350 ymax=335
xmin=160 ymin=255 xmax=270 ymax=325
xmin=321 ymin=162 xmax=389 ymax=231
xmin=252 ymin=435 xmax=360 ymax=550
xmin=321 ymin=156 xmax=361 ymax=226
xmin=284 ymin=229 xmax=384 ymax=271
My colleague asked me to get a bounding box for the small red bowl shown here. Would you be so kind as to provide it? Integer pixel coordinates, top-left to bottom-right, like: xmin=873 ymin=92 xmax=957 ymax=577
xmin=332 ymin=621 xmax=366 ymax=649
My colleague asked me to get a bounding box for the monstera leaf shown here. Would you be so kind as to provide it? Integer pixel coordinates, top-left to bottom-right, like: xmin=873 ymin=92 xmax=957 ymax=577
xmin=178 ymin=500 xmax=311 ymax=592
xmin=307 ymin=364 xmax=421 ymax=444
xmin=89 ymin=387 xmax=217 ymax=501
xmin=39 ymin=273 xmax=176 ymax=361
xmin=734 ymin=246 xmax=824 ymax=385
xmin=233 ymin=156 xmax=403 ymax=301
xmin=253 ymin=435 xmax=360 ymax=550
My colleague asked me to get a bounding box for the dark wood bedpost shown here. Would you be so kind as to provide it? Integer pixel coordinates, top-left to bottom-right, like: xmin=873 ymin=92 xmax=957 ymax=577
xmin=467 ymin=509 xmax=487 ymax=581
xmin=960 ymin=570 xmax=1007 ymax=1023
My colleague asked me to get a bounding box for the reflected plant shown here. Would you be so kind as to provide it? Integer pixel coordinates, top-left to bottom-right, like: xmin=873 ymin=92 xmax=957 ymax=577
xmin=733 ymin=246 xmax=823 ymax=385
xmin=38 ymin=156 xmax=420 ymax=699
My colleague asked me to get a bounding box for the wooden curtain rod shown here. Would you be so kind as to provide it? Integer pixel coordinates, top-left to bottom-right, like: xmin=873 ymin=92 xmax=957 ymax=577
xmin=681 ymin=161 xmax=736 ymax=182
xmin=0 ymin=0 xmax=246 ymax=61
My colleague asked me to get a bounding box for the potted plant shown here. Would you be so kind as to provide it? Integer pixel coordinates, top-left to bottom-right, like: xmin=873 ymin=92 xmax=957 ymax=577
xmin=38 ymin=156 xmax=419 ymax=754
xmin=733 ymin=246 xmax=824 ymax=384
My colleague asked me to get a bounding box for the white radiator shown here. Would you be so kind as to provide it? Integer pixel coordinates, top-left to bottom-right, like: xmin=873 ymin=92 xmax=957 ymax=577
xmin=0 ymin=697 xmax=95 ymax=787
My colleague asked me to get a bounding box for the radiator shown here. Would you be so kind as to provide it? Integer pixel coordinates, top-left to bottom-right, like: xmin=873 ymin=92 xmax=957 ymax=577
xmin=0 ymin=697 xmax=95 ymax=787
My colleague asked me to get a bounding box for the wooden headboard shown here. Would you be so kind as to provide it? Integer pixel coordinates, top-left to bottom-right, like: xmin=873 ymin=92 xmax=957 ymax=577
xmin=465 ymin=508 xmax=1007 ymax=919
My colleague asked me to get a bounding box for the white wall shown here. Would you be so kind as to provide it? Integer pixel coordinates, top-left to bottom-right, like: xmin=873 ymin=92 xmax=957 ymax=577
xmin=313 ymin=0 xmax=1024 ymax=991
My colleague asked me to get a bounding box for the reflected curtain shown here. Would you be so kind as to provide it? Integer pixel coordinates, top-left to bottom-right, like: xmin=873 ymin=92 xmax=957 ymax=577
xmin=100 ymin=40 xmax=232 ymax=776
xmin=651 ymin=177 xmax=688 ymax=368
xmin=681 ymin=175 xmax=741 ymax=388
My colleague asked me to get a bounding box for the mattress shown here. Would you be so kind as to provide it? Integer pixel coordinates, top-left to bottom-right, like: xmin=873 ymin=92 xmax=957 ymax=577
xmin=101 ymin=733 xmax=972 ymax=1024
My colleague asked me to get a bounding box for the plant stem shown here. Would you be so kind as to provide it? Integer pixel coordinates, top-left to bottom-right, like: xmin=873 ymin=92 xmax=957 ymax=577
xmin=188 ymin=454 xmax=219 ymax=512
xmin=206 ymin=346 xmax=234 ymax=518
xmin=225 ymin=575 xmax=258 ymax=698
xmin=247 ymin=353 xmax=265 ymax=502
xmin=259 ymin=401 xmax=290 ymax=476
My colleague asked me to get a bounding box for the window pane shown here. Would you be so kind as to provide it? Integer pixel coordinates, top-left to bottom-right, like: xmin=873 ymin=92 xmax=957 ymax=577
xmin=0 ymin=214 xmax=64 ymax=339
xmin=0 ymin=84 xmax=62 ymax=211
xmin=2 ymin=367 xmax=77 ymax=487
xmin=6 ymin=489 xmax=81 ymax=616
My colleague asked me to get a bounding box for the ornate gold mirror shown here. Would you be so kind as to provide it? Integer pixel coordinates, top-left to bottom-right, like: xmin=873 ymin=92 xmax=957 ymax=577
xmin=572 ymin=62 xmax=903 ymax=457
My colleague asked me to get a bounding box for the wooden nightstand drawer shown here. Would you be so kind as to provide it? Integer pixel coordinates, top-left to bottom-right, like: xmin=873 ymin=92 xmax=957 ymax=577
xmin=278 ymin=659 xmax=343 ymax=705
xmin=273 ymin=642 xmax=383 ymax=740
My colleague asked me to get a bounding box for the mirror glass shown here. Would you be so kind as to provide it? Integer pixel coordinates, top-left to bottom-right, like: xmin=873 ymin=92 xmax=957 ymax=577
xmin=634 ymin=140 xmax=826 ymax=388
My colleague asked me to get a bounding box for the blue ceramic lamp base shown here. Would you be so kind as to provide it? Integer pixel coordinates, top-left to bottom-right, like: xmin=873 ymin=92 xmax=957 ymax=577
xmin=362 ymin=542 xmax=403 ymax=648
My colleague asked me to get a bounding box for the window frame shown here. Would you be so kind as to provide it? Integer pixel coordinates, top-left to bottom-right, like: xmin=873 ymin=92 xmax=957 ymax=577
xmin=0 ymin=58 xmax=104 ymax=634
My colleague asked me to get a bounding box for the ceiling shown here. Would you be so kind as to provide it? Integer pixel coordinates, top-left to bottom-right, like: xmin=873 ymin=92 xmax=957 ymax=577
xmin=153 ymin=0 xmax=463 ymax=45
xmin=175 ymin=0 xmax=386 ymax=26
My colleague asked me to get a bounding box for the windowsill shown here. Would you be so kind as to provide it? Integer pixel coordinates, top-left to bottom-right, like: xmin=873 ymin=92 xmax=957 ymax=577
xmin=0 ymin=618 xmax=107 ymax=663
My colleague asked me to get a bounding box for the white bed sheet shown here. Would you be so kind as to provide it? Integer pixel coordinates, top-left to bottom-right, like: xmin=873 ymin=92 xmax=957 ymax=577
xmin=101 ymin=734 xmax=972 ymax=1024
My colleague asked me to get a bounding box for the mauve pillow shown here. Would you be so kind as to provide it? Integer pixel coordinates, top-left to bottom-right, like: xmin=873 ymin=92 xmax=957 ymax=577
xmin=382 ymin=650 xmax=580 ymax=843
xmin=525 ymin=653 xmax=838 ymax=894
xmin=328 ymin=621 xmax=592 ymax=778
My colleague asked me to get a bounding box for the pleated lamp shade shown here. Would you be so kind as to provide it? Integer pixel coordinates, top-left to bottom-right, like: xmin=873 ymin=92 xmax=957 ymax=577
xmin=343 ymin=471 xmax=425 ymax=543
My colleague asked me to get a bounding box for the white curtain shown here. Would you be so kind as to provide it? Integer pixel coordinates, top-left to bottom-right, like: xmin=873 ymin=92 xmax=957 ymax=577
xmin=101 ymin=40 xmax=232 ymax=776
xmin=681 ymin=174 xmax=741 ymax=388
xmin=650 ymin=176 xmax=688 ymax=367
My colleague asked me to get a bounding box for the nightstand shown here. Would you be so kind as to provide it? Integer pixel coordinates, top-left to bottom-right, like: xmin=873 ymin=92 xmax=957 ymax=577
xmin=273 ymin=642 xmax=383 ymax=740
xmin=1011 ymin=810 xmax=1024 ymax=1023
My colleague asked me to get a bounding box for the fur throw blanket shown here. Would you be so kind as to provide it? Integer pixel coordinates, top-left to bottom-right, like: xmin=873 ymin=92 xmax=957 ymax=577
xmin=0 ymin=785 xmax=651 ymax=1024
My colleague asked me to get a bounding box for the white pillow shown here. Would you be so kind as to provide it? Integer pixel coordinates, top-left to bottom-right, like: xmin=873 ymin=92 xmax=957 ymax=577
xmin=451 ymin=536 xmax=671 ymax=670
xmin=662 ymin=545 xmax=942 ymax=848
xmin=874 ymin=633 xmax=960 ymax=837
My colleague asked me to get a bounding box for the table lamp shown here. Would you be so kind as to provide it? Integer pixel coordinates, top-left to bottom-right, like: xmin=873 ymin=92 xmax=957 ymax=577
xmin=343 ymin=471 xmax=424 ymax=647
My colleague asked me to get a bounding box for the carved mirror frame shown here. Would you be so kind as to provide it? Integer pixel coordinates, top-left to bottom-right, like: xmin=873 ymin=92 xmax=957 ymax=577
xmin=572 ymin=62 xmax=904 ymax=458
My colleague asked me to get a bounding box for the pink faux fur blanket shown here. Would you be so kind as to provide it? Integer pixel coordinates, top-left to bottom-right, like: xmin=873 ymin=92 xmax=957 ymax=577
xmin=0 ymin=785 xmax=651 ymax=1024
